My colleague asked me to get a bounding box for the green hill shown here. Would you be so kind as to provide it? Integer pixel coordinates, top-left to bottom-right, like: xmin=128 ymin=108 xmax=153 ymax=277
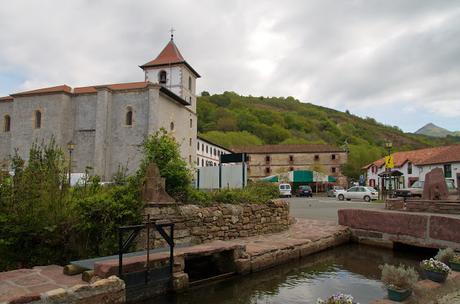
xmin=197 ymin=91 xmax=460 ymax=178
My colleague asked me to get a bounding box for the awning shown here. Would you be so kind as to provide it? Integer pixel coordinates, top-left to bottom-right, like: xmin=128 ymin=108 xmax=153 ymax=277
xmin=328 ymin=176 xmax=337 ymax=182
xmin=259 ymin=175 xmax=279 ymax=182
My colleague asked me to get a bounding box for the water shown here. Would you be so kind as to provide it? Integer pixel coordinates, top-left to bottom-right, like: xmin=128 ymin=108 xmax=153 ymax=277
xmin=139 ymin=243 xmax=434 ymax=304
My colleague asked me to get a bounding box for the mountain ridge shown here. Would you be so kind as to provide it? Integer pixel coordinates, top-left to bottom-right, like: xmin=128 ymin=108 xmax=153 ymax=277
xmin=415 ymin=123 xmax=460 ymax=138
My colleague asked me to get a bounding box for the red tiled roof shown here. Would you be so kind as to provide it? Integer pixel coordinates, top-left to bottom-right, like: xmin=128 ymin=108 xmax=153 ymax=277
xmin=368 ymin=145 xmax=459 ymax=168
xmin=417 ymin=145 xmax=460 ymax=165
xmin=11 ymin=85 xmax=72 ymax=96
xmin=74 ymin=82 xmax=149 ymax=94
xmin=141 ymin=40 xmax=185 ymax=67
xmin=5 ymin=81 xmax=189 ymax=105
xmin=232 ymin=144 xmax=345 ymax=154
xmin=140 ymin=39 xmax=200 ymax=77
xmin=0 ymin=96 xmax=13 ymax=102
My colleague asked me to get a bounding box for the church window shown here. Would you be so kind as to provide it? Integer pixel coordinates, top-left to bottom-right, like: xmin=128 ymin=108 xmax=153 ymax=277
xmin=159 ymin=70 xmax=167 ymax=84
xmin=34 ymin=110 xmax=42 ymax=129
xmin=189 ymin=138 xmax=192 ymax=146
xmin=201 ymin=159 xmax=204 ymax=166
xmin=197 ymin=142 xmax=200 ymax=150
xmin=188 ymin=76 xmax=192 ymax=91
xmin=4 ymin=115 xmax=10 ymax=132
xmin=126 ymin=107 xmax=133 ymax=126
xmin=170 ymin=121 xmax=174 ymax=131
xmin=190 ymin=118 xmax=193 ymax=128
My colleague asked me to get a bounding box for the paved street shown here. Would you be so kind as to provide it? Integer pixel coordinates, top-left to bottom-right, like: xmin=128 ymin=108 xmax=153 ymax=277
xmin=287 ymin=195 xmax=384 ymax=222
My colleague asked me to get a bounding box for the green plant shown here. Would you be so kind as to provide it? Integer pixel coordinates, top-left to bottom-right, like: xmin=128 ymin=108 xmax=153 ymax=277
xmin=421 ymin=258 xmax=450 ymax=274
xmin=451 ymin=255 xmax=460 ymax=264
xmin=138 ymin=129 xmax=192 ymax=202
xmin=316 ymin=293 xmax=355 ymax=304
xmin=435 ymin=248 xmax=456 ymax=264
xmin=380 ymin=264 xmax=419 ymax=290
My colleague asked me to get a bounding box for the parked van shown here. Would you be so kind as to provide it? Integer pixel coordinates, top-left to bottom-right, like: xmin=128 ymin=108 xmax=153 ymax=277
xmin=279 ymin=183 xmax=292 ymax=198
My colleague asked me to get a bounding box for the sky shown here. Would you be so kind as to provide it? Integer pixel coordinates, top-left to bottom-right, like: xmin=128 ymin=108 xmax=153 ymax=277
xmin=1 ymin=0 xmax=459 ymax=133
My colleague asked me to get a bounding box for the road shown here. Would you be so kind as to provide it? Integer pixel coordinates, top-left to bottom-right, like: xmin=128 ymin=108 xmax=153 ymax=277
xmin=287 ymin=195 xmax=384 ymax=222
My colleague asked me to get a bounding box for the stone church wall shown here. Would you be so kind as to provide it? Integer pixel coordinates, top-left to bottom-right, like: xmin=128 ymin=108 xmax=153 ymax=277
xmin=141 ymin=200 xmax=291 ymax=248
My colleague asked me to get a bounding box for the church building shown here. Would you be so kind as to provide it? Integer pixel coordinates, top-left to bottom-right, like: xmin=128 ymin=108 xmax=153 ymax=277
xmin=0 ymin=35 xmax=199 ymax=181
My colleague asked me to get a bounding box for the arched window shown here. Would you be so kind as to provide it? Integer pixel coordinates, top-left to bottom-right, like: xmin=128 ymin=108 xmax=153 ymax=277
xmin=34 ymin=110 xmax=42 ymax=129
xmin=188 ymin=76 xmax=192 ymax=90
xmin=158 ymin=70 xmax=167 ymax=84
xmin=126 ymin=107 xmax=133 ymax=126
xmin=170 ymin=121 xmax=174 ymax=131
xmin=4 ymin=115 xmax=11 ymax=132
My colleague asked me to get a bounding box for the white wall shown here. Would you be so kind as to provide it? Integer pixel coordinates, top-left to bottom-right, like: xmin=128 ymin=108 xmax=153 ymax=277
xmin=196 ymin=138 xmax=231 ymax=167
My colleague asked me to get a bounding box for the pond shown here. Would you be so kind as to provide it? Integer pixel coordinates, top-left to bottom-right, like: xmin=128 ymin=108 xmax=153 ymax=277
xmin=139 ymin=243 xmax=434 ymax=304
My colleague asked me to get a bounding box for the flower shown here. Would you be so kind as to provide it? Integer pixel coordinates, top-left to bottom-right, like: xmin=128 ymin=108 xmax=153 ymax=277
xmin=420 ymin=258 xmax=450 ymax=274
xmin=316 ymin=293 xmax=357 ymax=304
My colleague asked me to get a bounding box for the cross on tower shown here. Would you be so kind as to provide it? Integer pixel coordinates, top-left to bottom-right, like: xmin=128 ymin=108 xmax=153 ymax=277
xmin=169 ymin=27 xmax=175 ymax=40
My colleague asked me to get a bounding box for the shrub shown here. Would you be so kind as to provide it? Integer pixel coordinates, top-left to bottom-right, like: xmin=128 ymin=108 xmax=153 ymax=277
xmin=435 ymin=248 xmax=456 ymax=264
xmin=316 ymin=293 xmax=354 ymax=304
xmin=421 ymin=258 xmax=450 ymax=274
xmin=380 ymin=264 xmax=419 ymax=290
xmin=451 ymin=255 xmax=460 ymax=264
xmin=186 ymin=182 xmax=279 ymax=206
xmin=138 ymin=129 xmax=192 ymax=202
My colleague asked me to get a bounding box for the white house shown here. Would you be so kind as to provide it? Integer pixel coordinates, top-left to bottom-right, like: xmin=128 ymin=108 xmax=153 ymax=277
xmin=364 ymin=145 xmax=460 ymax=189
xmin=196 ymin=136 xmax=233 ymax=167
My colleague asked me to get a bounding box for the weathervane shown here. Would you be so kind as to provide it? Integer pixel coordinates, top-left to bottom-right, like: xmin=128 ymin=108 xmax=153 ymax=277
xmin=170 ymin=27 xmax=175 ymax=40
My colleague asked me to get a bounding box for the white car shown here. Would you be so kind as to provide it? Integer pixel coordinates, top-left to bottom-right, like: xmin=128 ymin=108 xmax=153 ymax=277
xmin=279 ymin=183 xmax=292 ymax=198
xmin=337 ymin=186 xmax=378 ymax=202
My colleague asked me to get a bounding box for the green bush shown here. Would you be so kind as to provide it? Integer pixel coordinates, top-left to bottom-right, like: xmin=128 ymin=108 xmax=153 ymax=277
xmin=187 ymin=182 xmax=279 ymax=206
xmin=0 ymin=140 xmax=143 ymax=271
xmin=138 ymin=129 xmax=192 ymax=202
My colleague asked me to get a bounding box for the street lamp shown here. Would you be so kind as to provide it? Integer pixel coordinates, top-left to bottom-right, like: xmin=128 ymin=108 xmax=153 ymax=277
xmin=385 ymin=141 xmax=393 ymax=197
xmin=67 ymin=141 xmax=75 ymax=186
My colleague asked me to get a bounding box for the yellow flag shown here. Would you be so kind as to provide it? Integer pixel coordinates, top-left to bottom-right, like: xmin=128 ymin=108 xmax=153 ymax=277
xmin=385 ymin=155 xmax=394 ymax=169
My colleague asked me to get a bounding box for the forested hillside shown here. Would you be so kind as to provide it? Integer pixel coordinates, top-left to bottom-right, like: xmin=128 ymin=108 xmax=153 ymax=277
xmin=197 ymin=92 xmax=460 ymax=178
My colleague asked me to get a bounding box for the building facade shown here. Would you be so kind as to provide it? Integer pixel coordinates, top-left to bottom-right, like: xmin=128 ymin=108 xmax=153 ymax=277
xmin=232 ymin=144 xmax=348 ymax=185
xmin=196 ymin=136 xmax=232 ymax=167
xmin=0 ymin=37 xmax=199 ymax=180
xmin=365 ymin=145 xmax=460 ymax=189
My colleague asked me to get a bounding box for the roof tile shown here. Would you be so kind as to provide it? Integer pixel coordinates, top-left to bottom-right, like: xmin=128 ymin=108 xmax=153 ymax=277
xmin=232 ymin=144 xmax=345 ymax=154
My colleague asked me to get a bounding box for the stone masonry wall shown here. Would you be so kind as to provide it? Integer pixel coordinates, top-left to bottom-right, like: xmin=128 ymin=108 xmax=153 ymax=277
xmin=141 ymin=200 xmax=290 ymax=248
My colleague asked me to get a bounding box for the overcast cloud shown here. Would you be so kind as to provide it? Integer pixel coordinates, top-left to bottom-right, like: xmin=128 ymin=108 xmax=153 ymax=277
xmin=1 ymin=0 xmax=459 ymax=132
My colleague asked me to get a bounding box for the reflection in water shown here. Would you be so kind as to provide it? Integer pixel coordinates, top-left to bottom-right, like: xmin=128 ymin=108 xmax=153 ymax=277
xmin=138 ymin=243 xmax=433 ymax=304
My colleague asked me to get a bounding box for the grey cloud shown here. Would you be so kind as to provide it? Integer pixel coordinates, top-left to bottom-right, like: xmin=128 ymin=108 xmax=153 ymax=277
xmin=0 ymin=0 xmax=459 ymax=130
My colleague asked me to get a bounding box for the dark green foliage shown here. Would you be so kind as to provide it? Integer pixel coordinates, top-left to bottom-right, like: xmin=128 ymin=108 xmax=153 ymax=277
xmin=197 ymin=93 xmax=460 ymax=177
xmin=187 ymin=182 xmax=278 ymax=206
xmin=0 ymin=140 xmax=142 ymax=271
xmin=71 ymin=181 xmax=142 ymax=257
xmin=138 ymin=129 xmax=192 ymax=202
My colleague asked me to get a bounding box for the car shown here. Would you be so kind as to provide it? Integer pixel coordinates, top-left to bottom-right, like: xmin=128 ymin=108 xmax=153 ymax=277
xmin=327 ymin=186 xmax=344 ymax=197
xmin=279 ymin=183 xmax=292 ymax=198
xmin=297 ymin=185 xmax=313 ymax=197
xmin=395 ymin=180 xmax=457 ymax=198
xmin=337 ymin=186 xmax=378 ymax=202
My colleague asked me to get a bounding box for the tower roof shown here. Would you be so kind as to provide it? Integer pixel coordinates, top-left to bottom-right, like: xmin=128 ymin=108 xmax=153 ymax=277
xmin=140 ymin=39 xmax=200 ymax=77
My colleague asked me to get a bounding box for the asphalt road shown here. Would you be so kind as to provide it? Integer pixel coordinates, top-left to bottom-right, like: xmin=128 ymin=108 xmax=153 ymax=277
xmin=287 ymin=195 xmax=384 ymax=222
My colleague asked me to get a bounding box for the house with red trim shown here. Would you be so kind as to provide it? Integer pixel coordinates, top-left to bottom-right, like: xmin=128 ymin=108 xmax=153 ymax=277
xmin=364 ymin=145 xmax=460 ymax=189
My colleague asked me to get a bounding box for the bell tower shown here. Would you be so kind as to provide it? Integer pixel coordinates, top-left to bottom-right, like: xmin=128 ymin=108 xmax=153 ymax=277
xmin=140 ymin=32 xmax=200 ymax=111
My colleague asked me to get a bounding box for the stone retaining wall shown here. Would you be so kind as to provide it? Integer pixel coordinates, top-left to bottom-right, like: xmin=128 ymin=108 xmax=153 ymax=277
xmin=386 ymin=198 xmax=460 ymax=214
xmin=4 ymin=276 xmax=125 ymax=304
xmin=338 ymin=209 xmax=460 ymax=250
xmin=141 ymin=200 xmax=291 ymax=248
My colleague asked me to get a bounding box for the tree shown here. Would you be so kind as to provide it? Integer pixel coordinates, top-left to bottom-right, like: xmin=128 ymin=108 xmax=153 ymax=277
xmin=138 ymin=129 xmax=192 ymax=202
